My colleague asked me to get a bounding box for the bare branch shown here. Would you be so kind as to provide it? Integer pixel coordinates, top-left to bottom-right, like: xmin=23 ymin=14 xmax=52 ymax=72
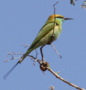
xmin=53 ymin=2 xmax=59 ymax=36
xmin=24 ymin=44 xmax=30 ymax=48
xmin=29 ymin=55 xmax=86 ymax=90
xmin=3 ymin=52 xmax=23 ymax=62
xmin=47 ymin=67 xmax=85 ymax=90
xmin=51 ymin=44 xmax=62 ymax=58
xmin=3 ymin=53 xmax=86 ymax=90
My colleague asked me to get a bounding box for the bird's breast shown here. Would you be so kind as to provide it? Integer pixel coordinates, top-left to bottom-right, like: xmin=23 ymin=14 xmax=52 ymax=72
xmin=40 ymin=25 xmax=62 ymax=45
xmin=52 ymin=25 xmax=61 ymax=40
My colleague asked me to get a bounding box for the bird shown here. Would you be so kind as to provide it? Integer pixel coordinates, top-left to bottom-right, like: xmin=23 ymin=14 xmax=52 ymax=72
xmin=3 ymin=14 xmax=72 ymax=79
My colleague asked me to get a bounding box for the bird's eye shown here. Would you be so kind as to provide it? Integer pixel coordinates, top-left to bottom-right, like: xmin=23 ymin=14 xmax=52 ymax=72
xmin=56 ymin=23 xmax=58 ymax=25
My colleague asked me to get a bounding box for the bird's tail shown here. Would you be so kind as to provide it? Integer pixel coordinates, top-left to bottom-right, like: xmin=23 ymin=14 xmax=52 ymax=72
xmin=3 ymin=48 xmax=33 ymax=79
xmin=18 ymin=48 xmax=33 ymax=63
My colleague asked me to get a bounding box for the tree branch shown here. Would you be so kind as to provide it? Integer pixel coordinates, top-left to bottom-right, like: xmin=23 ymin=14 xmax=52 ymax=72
xmin=4 ymin=53 xmax=86 ymax=90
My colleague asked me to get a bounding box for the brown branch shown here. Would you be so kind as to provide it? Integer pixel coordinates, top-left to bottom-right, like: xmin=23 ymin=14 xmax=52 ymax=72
xmin=4 ymin=53 xmax=86 ymax=90
xmin=25 ymin=55 xmax=85 ymax=90
xmin=51 ymin=44 xmax=62 ymax=58
xmin=47 ymin=67 xmax=85 ymax=90
xmin=53 ymin=2 xmax=59 ymax=37
xmin=28 ymin=56 xmax=85 ymax=90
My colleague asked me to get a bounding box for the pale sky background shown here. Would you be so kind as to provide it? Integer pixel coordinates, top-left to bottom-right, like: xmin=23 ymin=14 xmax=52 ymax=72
xmin=0 ymin=0 xmax=86 ymax=90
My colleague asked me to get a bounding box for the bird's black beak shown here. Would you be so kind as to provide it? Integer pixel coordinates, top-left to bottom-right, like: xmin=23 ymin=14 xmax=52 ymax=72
xmin=64 ymin=18 xmax=73 ymax=20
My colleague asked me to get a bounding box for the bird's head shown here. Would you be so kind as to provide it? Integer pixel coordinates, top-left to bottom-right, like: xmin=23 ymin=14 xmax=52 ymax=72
xmin=48 ymin=14 xmax=73 ymax=24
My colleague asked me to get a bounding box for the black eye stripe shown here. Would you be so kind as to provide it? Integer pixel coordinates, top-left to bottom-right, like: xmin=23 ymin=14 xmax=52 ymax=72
xmin=54 ymin=17 xmax=64 ymax=19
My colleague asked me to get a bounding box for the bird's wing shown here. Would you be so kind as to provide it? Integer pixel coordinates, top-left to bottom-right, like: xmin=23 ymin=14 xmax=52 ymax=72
xmin=30 ymin=22 xmax=54 ymax=48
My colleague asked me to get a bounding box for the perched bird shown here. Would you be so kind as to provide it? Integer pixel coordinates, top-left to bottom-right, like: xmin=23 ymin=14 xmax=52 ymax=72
xmin=4 ymin=14 xmax=72 ymax=79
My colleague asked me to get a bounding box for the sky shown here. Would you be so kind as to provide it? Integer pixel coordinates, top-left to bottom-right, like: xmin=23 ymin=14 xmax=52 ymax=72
xmin=0 ymin=0 xmax=86 ymax=90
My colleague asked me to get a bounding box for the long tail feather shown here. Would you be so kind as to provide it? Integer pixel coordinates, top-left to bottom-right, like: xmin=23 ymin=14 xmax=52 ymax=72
xmin=3 ymin=48 xmax=32 ymax=79
xmin=3 ymin=61 xmax=19 ymax=80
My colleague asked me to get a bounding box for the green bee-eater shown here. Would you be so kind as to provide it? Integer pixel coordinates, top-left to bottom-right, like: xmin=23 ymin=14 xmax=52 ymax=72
xmin=4 ymin=14 xmax=72 ymax=79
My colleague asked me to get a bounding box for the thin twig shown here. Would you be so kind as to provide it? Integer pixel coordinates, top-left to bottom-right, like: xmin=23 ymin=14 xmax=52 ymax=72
xmin=3 ymin=52 xmax=24 ymax=62
xmin=24 ymin=44 xmax=30 ymax=48
xmin=7 ymin=52 xmax=23 ymax=56
xmin=33 ymin=49 xmax=38 ymax=65
xmin=51 ymin=44 xmax=62 ymax=58
xmin=3 ymin=57 xmax=20 ymax=62
xmin=53 ymin=2 xmax=59 ymax=36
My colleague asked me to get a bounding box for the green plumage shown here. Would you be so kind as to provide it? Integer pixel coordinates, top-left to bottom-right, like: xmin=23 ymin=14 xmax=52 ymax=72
xmin=19 ymin=15 xmax=63 ymax=63
xmin=4 ymin=14 xmax=71 ymax=79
